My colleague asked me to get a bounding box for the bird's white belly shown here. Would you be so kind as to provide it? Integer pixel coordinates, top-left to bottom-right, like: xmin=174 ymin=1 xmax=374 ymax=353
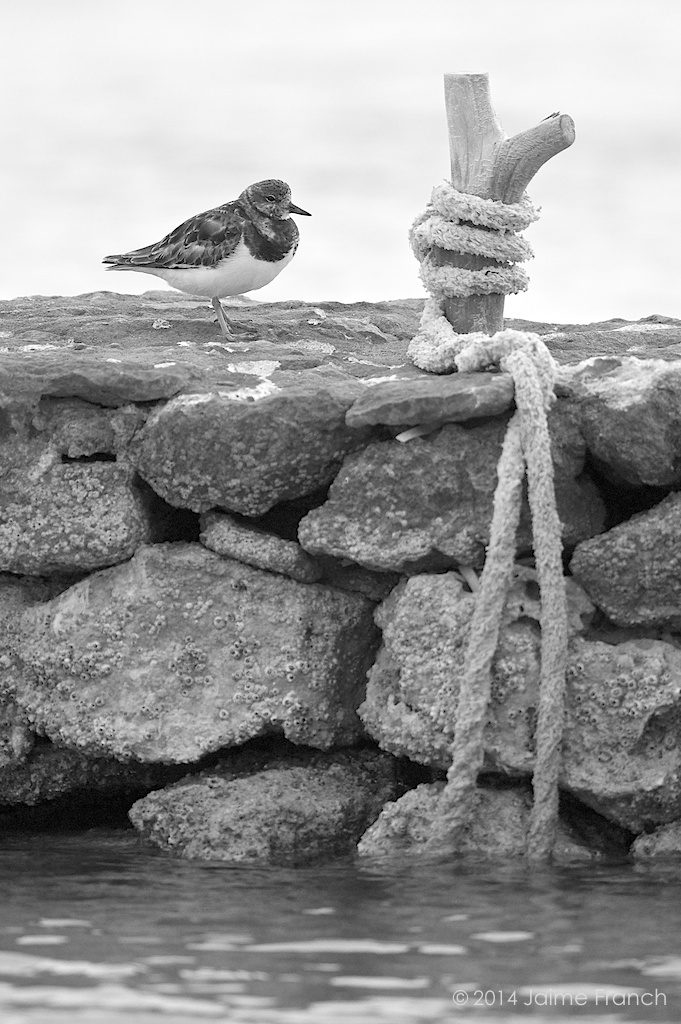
xmin=146 ymin=240 xmax=296 ymax=298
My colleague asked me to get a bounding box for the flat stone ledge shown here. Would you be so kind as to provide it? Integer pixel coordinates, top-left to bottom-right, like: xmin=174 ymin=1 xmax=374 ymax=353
xmin=345 ymin=371 xmax=514 ymax=428
xmin=1 ymin=295 xmax=680 ymax=411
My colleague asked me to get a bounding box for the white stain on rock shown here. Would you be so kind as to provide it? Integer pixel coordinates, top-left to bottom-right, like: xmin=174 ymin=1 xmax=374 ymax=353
xmin=226 ymin=361 xmax=280 ymax=378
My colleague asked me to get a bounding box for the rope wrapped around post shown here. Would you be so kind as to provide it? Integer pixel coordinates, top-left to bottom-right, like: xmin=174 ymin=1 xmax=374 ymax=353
xmin=408 ymin=182 xmax=540 ymax=373
xmin=409 ymin=186 xmax=569 ymax=861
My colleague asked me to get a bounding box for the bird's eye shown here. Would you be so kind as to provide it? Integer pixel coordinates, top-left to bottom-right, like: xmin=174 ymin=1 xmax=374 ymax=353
xmin=265 ymin=194 xmax=276 ymax=202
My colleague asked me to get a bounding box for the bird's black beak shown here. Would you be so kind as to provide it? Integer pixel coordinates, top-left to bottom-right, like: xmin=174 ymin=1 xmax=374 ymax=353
xmin=289 ymin=202 xmax=311 ymax=217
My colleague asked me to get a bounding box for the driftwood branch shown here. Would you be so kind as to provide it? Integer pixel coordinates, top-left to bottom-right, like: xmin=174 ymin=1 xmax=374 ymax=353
xmin=444 ymin=73 xmax=504 ymax=197
xmin=437 ymin=73 xmax=575 ymax=334
xmin=490 ymin=113 xmax=576 ymax=203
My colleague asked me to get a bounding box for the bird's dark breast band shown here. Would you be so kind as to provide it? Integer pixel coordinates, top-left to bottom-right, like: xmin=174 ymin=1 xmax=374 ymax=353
xmin=242 ymin=219 xmax=298 ymax=263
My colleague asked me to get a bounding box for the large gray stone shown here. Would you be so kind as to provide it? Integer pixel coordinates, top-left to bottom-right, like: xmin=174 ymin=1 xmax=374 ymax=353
xmin=129 ymin=374 xmax=371 ymax=515
xmin=0 ymin=697 xmax=33 ymax=771
xmin=0 ymin=352 xmax=194 ymax=406
xmin=8 ymin=543 xmax=377 ymax=762
xmin=199 ymin=513 xmax=398 ymax=598
xmin=562 ymin=637 xmax=681 ymax=832
xmin=200 ymin=511 xmax=322 ymax=582
xmin=631 ymin=822 xmax=681 ymax=859
xmin=0 ymin=574 xmax=63 ymax=770
xmin=345 ymin=371 xmax=514 ymax=428
xmin=570 ymin=493 xmax=681 ymax=629
xmin=0 ymin=438 xmax=153 ymax=574
xmin=359 ymin=569 xmax=681 ymax=832
xmin=299 ymin=407 xmax=605 ymax=574
xmin=360 ymin=568 xmax=594 ymax=773
xmin=561 ymin=356 xmax=681 ymax=485
xmin=129 ymin=748 xmax=399 ymax=864
xmin=357 ymin=783 xmax=608 ymax=862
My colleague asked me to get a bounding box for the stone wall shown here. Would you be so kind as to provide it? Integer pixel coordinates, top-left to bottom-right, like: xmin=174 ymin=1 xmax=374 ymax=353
xmin=2 ymin=292 xmax=681 ymax=863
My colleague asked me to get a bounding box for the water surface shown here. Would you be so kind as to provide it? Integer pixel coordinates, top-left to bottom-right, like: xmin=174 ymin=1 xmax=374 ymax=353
xmin=1 ymin=830 xmax=679 ymax=1023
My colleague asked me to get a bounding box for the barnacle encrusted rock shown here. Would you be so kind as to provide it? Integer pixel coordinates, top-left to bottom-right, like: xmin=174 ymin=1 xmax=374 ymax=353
xmin=200 ymin=511 xmax=322 ymax=583
xmin=570 ymin=493 xmax=681 ymax=629
xmin=360 ymin=570 xmax=681 ymax=832
xmin=0 ymin=573 xmax=49 ymax=649
xmin=298 ymin=404 xmax=605 ymax=573
xmin=0 ymin=573 xmax=64 ymax=769
xmin=357 ymin=783 xmax=605 ymax=861
xmin=631 ymin=821 xmax=681 ymax=859
xmin=561 ymin=637 xmax=681 ymax=832
xmin=129 ymin=748 xmax=399 ymax=864
xmin=359 ymin=568 xmax=594 ymax=773
xmin=0 ymin=438 xmax=153 ymax=575
xmin=560 ymin=356 xmax=681 ymax=485
xmin=8 ymin=543 xmax=377 ymax=762
xmin=0 ymin=744 xmax=186 ymax=807
xmin=0 ymin=697 xmax=33 ymax=770
xmin=129 ymin=373 xmax=371 ymax=516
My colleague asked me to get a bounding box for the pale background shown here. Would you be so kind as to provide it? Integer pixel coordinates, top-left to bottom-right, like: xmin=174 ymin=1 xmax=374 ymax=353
xmin=2 ymin=0 xmax=679 ymax=323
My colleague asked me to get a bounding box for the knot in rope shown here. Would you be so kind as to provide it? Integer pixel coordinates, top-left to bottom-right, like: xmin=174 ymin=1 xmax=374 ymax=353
xmin=406 ymin=184 xmax=568 ymax=861
xmin=456 ymin=328 xmax=557 ymax=410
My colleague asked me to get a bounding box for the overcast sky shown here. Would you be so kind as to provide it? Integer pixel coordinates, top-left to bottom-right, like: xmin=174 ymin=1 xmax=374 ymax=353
xmin=2 ymin=0 xmax=680 ymax=323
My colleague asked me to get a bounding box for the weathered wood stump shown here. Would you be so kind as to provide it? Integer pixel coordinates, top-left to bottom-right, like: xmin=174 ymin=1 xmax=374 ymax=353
xmin=434 ymin=73 xmax=575 ymax=335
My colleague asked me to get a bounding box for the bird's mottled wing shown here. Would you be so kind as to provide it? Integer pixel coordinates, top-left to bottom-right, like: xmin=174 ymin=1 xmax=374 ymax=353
xmin=103 ymin=202 xmax=244 ymax=269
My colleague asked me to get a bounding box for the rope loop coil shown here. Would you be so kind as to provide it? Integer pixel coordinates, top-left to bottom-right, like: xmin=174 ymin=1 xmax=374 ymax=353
xmin=408 ymin=181 xmax=540 ymax=374
xmin=429 ymin=184 xmax=540 ymax=231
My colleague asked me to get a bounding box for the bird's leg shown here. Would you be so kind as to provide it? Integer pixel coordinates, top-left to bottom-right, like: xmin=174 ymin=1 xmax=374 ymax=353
xmin=211 ymin=297 xmax=232 ymax=337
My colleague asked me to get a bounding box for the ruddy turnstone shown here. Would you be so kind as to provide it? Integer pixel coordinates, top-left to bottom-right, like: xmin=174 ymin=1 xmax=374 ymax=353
xmin=103 ymin=179 xmax=310 ymax=336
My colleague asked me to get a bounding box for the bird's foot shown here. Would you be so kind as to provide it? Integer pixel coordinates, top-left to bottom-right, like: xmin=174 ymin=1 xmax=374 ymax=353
xmin=227 ymin=320 xmax=260 ymax=338
xmin=211 ymin=297 xmax=235 ymax=339
xmin=211 ymin=298 xmax=260 ymax=341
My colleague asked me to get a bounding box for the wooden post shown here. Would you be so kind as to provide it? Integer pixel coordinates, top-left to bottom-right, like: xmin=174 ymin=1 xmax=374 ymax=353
xmin=434 ymin=73 xmax=575 ymax=335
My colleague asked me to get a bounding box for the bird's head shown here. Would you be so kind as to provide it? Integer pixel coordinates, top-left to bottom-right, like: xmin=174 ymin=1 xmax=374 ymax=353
xmin=242 ymin=179 xmax=311 ymax=220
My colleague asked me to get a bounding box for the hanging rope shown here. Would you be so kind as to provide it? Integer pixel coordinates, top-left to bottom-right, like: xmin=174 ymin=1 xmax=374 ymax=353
xmin=408 ymin=183 xmax=568 ymax=861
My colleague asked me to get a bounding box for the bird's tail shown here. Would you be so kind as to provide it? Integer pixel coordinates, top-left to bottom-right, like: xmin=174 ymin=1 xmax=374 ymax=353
xmin=103 ymin=254 xmax=123 ymax=269
xmin=103 ymin=246 xmax=159 ymax=270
